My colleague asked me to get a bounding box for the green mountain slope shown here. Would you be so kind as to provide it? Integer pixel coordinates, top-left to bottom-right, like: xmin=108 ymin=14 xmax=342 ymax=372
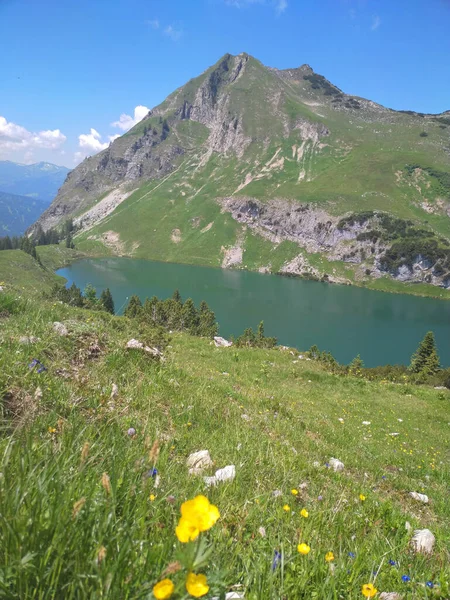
xmin=33 ymin=53 xmax=450 ymax=292
xmin=0 ymin=191 xmax=49 ymax=236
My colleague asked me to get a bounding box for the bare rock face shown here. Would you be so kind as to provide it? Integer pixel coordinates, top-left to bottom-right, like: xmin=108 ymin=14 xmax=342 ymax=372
xmin=214 ymin=336 xmax=233 ymax=347
xmin=411 ymin=528 xmax=435 ymax=554
xmin=187 ymin=450 xmax=214 ymax=475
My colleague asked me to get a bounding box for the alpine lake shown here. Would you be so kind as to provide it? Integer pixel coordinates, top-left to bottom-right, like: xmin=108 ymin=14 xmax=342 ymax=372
xmin=57 ymin=257 xmax=450 ymax=368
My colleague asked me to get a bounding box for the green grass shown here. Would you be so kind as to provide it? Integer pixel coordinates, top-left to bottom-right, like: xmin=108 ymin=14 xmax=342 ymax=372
xmin=0 ymin=290 xmax=449 ymax=598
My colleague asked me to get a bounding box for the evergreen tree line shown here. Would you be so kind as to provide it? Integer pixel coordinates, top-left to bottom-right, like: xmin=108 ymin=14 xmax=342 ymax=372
xmin=232 ymin=321 xmax=277 ymax=348
xmin=0 ymin=219 xmax=77 ymax=253
xmin=48 ymin=282 xmax=115 ymax=314
xmin=123 ymin=291 xmax=218 ymax=339
xmin=307 ymin=331 xmax=450 ymax=388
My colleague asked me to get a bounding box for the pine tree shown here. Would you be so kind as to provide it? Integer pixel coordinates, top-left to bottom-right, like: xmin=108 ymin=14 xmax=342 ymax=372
xmin=100 ymin=288 xmax=115 ymax=314
xmin=409 ymin=331 xmax=440 ymax=374
xmin=349 ymin=354 xmax=364 ymax=374
xmin=65 ymin=233 xmax=74 ymax=248
xmin=124 ymin=295 xmax=143 ymax=318
xmin=257 ymin=321 xmax=265 ymax=340
xmin=181 ymin=298 xmax=199 ymax=334
xmin=198 ymin=300 xmax=218 ymax=338
xmin=84 ymin=284 xmax=98 ymax=305
xmin=172 ymin=289 xmax=182 ymax=304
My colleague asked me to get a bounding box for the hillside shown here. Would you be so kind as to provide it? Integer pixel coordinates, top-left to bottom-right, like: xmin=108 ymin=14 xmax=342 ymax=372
xmin=0 ymin=190 xmax=50 ymax=236
xmin=32 ymin=53 xmax=450 ymax=293
xmin=0 ymin=160 xmax=70 ymax=203
xmin=0 ymin=283 xmax=449 ymax=598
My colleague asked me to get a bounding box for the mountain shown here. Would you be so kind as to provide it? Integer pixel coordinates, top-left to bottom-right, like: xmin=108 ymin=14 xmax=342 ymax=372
xmin=0 ymin=191 xmax=50 ymax=236
xmin=32 ymin=53 xmax=450 ymax=292
xmin=0 ymin=160 xmax=70 ymax=203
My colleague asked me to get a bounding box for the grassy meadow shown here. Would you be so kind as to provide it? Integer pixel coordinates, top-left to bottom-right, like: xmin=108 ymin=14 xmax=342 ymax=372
xmin=0 ymin=284 xmax=449 ymax=599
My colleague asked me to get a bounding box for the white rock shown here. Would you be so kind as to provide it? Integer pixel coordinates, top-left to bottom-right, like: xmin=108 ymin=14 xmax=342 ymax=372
xmin=53 ymin=322 xmax=68 ymax=336
xmin=409 ymin=491 xmax=429 ymax=504
xmin=204 ymin=465 xmax=236 ymax=487
xmin=380 ymin=593 xmax=403 ymax=600
xmin=34 ymin=387 xmax=43 ymax=401
xmin=362 ymin=421 xmax=371 ymax=425
xmin=187 ymin=450 xmax=213 ymax=475
xmin=212 ymin=593 xmax=244 ymax=600
xmin=126 ymin=339 xmax=163 ymax=359
xmin=405 ymin=521 xmax=412 ymax=532
xmin=272 ymin=489 xmax=283 ymax=497
xmin=411 ymin=528 xmax=435 ymax=554
xmin=329 ymin=458 xmax=345 ymax=472
xmin=214 ymin=336 xmax=233 ymax=347
xmin=19 ymin=335 xmax=40 ymax=344
xmin=111 ymin=383 xmax=119 ymax=399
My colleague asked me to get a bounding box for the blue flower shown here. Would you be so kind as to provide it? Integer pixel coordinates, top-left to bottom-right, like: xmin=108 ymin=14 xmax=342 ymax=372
xmin=271 ymin=550 xmax=282 ymax=571
xmin=28 ymin=359 xmax=39 ymax=369
xmin=389 ymin=560 xmax=397 ymax=566
xmin=382 ymin=475 xmax=387 ymax=479
xmin=348 ymin=552 xmax=356 ymax=559
xmin=317 ymin=495 xmax=323 ymax=501
xmin=37 ymin=365 xmax=47 ymax=374
xmin=401 ymin=575 xmax=411 ymax=583
xmin=151 ymin=467 xmax=158 ymax=477
xmin=426 ymin=582 xmax=434 ymax=589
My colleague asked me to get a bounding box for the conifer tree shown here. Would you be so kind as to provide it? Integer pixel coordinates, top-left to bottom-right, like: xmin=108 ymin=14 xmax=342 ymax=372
xmin=100 ymin=288 xmax=115 ymax=314
xmin=181 ymin=298 xmax=199 ymax=334
xmin=124 ymin=295 xmax=143 ymax=318
xmin=409 ymin=331 xmax=440 ymax=374
xmin=198 ymin=300 xmax=218 ymax=338
xmin=172 ymin=289 xmax=182 ymax=304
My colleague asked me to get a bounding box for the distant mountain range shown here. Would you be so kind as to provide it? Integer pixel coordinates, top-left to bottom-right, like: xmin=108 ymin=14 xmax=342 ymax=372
xmin=0 ymin=160 xmax=70 ymax=236
xmin=31 ymin=53 xmax=450 ymax=291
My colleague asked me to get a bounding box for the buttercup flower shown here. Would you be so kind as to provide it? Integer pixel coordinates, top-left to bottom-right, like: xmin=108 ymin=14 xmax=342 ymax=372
xmin=283 ymin=504 xmax=290 ymax=512
xmin=149 ymin=494 xmax=156 ymax=501
xmin=362 ymin=583 xmax=377 ymax=597
xmin=291 ymin=489 xmax=298 ymax=496
xmin=300 ymin=508 xmax=309 ymax=518
xmin=297 ymin=543 xmax=311 ymax=555
xmin=153 ymin=578 xmax=175 ymax=599
xmin=325 ymin=552 xmax=335 ymax=562
xmin=359 ymin=494 xmax=366 ymax=501
xmin=185 ymin=572 xmax=209 ymax=597
xmin=176 ymin=495 xmax=220 ymax=543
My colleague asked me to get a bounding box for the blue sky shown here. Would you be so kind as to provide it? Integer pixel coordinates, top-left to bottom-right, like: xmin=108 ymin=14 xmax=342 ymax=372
xmin=1 ymin=0 xmax=449 ymax=167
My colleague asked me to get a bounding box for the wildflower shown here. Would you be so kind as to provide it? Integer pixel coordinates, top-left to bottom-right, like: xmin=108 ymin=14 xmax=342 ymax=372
xmin=72 ymin=497 xmax=86 ymax=519
xmin=426 ymin=581 xmax=434 ymax=588
xmin=48 ymin=426 xmax=57 ymax=434
xmin=300 ymin=508 xmax=309 ymax=518
xmin=348 ymin=552 xmax=356 ymax=559
xmin=271 ymin=550 xmax=282 ymax=571
xmin=283 ymin=505 xmax=290 ymax=512
xmin=146 ymin=467 xmax=158 ymax=479
xmin=258 ymin=526 xmax=266 ymax=537
xmin=149 ymin=439 xmax=160 ymax=462
xmin=318 ymin=495 xmax=323 ymax=501
xmin=297 ymin=543 xmax=311 ymax=555
xmin=166 ymin=495 xmax=176 ymax=504
xmin=389 ymin=560 xmax=397 ymax=566
xmin=162 ymin=561 xmax=182 ymax=576
xmin=291 ymin=489 xmax=298 ymax=496
xmin=187 ymin=422 xmax=192 ymax=427
xmin=153 ymin=578 xmax=175 ymax=599
xmin=97 ymin=546 xmax=107 ymax=564
xmin=175 ymin=495 xmax=220 ymax=543
xmin=127 ymin=427 xmax=136 ymax=437
xmin=80 ymin=441 xmax=90 ymax=463
xmin=401 ymin=575 xmax=411 ymax=582
xmin=325 ymin=552 xmax=335 ymax=562
xmin=361 ymin=583 xmax=377 ymax=597
xmin=101 ymin=472 xmax=111 ymax=495
xmin=359 ymin=494 xmax=366 ymax=501
xmin=185 ymin=572 xmax=209 ymax=598
xmin=149 ymin=494 xmax=156 ymax=501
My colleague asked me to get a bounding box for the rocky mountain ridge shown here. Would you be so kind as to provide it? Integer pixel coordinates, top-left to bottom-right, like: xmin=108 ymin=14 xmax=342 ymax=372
xmin=31 ymin=53 xmax=450 ymax=292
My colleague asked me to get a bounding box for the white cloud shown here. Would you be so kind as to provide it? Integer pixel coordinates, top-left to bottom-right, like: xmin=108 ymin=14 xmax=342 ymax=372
xmin=164 ymin=25 xmax=182 ymax=41
xmin=0 ymin=115 xmax=66 ymax=157
xmin=276 ymin=0 xmax=287 ymax=14
xmin=146 ymin=18 xmax=160 ymax=29
xmin=111 ymin=105 xmax=150 ymax=131
xmin=79 ymin=128 xmax=109 ymax=153
xmin=224 ymin=0 xmax=286 ymax=12
xmin=371 ymin=15 xmax=381 ymax=30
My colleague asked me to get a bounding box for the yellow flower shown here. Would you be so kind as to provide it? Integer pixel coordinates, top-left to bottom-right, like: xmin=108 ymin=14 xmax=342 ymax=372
xmin=291 ymin=489 xmax=298 ymax=496
xmin=300 ymin=508 xmax=309 ymax=518
xmin=359 ymin=494 xmax=366 ymax=502
xmin=176 ymin=495 xmax=220 ymax=543
xmin=283 ymin=504 xmax=290 ymax=512
xmin=297 ymin=543 xmax=311 ymax=555
xmin=149 ymin=494 xmax=156 ymax=502
xmin=325 ymin=551 xmax=335 ymax=562
xmin=153 ymin=578 xmax=175 ymax=599
xmin=362 ymin=583 xmax=377 ymax=598
xmin=185 ymin=572 xmax=209 ymax=598
xmin=48 ymin=427 xmax=57 ymax=434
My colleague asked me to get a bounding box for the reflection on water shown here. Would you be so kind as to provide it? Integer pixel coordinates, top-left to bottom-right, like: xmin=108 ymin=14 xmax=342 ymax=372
xmin=57 ymin=258 xmax=450 ymax=367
